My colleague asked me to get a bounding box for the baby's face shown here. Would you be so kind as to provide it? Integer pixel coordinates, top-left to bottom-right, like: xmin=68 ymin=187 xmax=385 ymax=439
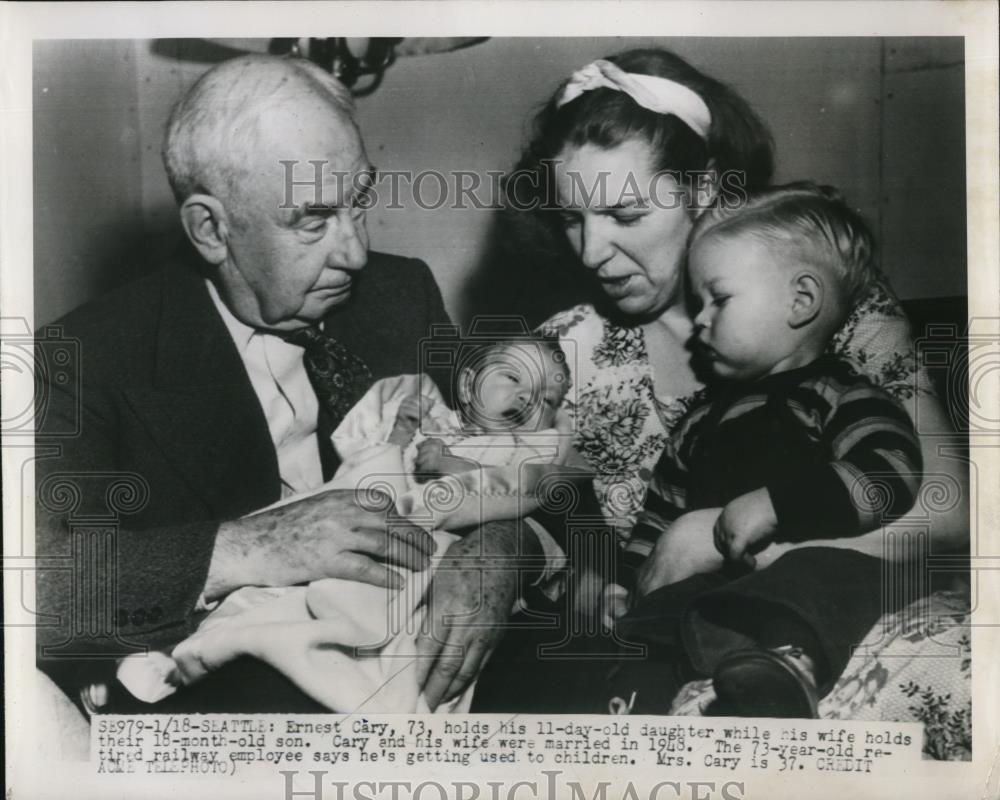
xmin=688 ymin=234 xmax=800 ymax=381
xmin=460 ymin=343 xmax=568 ymax=433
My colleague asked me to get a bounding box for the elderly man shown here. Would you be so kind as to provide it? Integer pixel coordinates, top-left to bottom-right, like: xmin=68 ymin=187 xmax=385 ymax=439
xmin=36 ymin=54 xmax=542 ymax=713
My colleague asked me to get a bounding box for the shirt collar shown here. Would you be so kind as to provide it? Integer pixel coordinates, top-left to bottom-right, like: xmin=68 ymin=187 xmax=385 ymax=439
xmin=205 ymin=278 xmax=259 ymax=355
xmin=205 ymin=279 xmax=326 ymax=354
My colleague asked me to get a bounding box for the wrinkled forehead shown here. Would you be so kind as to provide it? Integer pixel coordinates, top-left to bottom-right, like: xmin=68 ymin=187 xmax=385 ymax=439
xmin=553 ymin=140 xmax=668 ymax=208
xmin=244 ymin=96 xmax=371 ymax=206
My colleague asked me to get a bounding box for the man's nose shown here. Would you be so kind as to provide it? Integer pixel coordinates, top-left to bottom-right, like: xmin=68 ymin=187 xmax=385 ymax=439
xmin=328 ymin=215 xmax=368 ymax=272
xmin=579 ymin=217 xmax=614 ymax=270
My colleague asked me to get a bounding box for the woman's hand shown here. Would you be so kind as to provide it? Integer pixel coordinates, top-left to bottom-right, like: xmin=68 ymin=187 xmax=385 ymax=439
xmin=713 ymin=488 xmax=778 ymax=568
xmin=635 ymin=508 xmax=725 ymax=596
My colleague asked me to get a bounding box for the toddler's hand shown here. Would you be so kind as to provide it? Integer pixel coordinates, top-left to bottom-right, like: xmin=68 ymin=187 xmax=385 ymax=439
xmin=600 ymin=583 xmax=630 ymax=631
xmin=713 ymin=488 xmax=778 ymax=569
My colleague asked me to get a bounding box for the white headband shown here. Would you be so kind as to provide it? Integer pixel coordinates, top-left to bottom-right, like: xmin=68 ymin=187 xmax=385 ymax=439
xmin=557 ymin=59 xmax=712 ymax=141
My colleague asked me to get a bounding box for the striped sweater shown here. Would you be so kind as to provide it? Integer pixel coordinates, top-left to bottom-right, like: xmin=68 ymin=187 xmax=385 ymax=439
xmin=624 ymin=355 xmax=923 ymax=580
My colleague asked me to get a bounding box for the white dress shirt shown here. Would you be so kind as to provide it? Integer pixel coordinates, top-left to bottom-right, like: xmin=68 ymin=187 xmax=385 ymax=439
xmin=207 ymin=281 xmax=324 ymax=498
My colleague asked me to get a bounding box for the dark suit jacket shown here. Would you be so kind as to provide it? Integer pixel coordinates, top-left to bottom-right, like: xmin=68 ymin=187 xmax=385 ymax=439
xmin=35 ymin=248 xmax=452 ymax=691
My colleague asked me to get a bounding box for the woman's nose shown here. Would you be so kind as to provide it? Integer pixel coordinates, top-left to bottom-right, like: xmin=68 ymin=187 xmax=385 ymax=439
xmin=579 ymin=218 xmax=614 ymax=270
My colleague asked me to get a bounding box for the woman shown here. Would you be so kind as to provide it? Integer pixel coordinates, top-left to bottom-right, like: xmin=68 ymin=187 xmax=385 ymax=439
xmin=471 ymin=49 xmax=968 ymax=715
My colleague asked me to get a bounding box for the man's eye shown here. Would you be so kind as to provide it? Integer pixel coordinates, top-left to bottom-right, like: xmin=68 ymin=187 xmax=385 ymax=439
xmin=556 ymin=211 xmax=581 ymax=229
xmin=300 ymin=217 xmax=329 ymax=233
xmin=352 ymin=193 xmax=373 ymax=212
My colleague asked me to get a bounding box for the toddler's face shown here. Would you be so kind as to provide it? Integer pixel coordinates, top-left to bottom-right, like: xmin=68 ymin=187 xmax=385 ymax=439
xmin=688 ymin=234 xmax=800 ymax=381
xmin=459 ymin=343 xmax=568 ymax=433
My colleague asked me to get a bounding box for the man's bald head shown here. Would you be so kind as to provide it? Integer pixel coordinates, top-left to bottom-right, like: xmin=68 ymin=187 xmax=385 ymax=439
xmin=162 ymin=55 xmax=357 ymax=207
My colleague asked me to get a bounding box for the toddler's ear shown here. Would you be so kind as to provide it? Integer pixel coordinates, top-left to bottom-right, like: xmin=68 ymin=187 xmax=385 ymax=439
xmin=788 ymin=271 xmax=823 ymax=328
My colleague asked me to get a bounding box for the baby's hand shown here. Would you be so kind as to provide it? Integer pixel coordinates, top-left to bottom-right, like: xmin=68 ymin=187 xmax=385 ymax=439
xmin=713 ymin=488 xmax=778 ymax=569
xmin=414 ymin=437 xmax=447 ymax=478
xmin=388 ymin=395 xmax=428 ymax=447
xmin=600 ymin=583 xmax=630 ymax=631
xmin=414 ymin=438 xmax=482 ymax=481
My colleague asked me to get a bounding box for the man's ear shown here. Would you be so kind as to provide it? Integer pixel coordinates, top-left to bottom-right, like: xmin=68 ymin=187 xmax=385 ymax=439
xmin=789 ymin=271 xmax=824 ymax=328
xmin=178 ymin=193 xmax=230 ymax=265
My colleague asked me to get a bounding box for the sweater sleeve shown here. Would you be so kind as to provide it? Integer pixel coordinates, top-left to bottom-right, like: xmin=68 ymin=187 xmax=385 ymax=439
xmin=768 ymin=380 xmax=923 ymax=542
xmin=617 ymin=411 xmax=699 ymax=588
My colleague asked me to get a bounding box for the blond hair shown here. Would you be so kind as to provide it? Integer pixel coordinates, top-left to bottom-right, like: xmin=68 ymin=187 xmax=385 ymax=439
xmin=690 ymin=182 xmax=876 ymax=310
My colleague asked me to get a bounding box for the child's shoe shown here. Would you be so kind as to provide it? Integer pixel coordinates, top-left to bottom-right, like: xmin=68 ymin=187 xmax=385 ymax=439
xmin=709 ymin=644 xmax=820 ymax=718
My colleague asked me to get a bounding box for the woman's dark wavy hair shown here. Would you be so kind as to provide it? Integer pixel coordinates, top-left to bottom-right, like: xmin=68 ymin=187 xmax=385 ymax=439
xmin=487 ymin=48 xmax=776 ymax=324
xmin=509 ymin=48 xmax=775 ymax=219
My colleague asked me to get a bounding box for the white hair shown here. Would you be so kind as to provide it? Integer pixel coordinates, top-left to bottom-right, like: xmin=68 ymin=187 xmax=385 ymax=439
xmin=162 ymin=54 xmax=356 ymax=205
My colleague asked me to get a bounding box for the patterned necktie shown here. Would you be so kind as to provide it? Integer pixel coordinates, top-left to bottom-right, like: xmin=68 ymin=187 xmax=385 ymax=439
xmin=282 ymin=327 xmax=372 ymax=479
xmin=284 ymin=326 xmax=373 ymax=427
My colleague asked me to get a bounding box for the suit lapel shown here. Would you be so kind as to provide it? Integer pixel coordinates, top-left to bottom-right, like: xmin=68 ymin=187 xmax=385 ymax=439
xmin=124 ymin=263 xmax=281 ymax=518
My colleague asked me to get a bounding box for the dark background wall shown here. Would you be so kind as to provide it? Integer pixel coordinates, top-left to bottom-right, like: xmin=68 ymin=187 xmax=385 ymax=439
xmin=33 ymin=37 xmax=966 ymax=327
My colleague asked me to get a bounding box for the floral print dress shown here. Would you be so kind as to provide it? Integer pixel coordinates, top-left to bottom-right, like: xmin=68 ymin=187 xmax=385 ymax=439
xmin=538 ymin=274 xmax=936 ymax=539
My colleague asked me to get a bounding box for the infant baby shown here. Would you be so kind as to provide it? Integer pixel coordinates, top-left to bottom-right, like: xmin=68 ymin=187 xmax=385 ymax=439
xmin=331 ymin=336 xmax=573 ymax=515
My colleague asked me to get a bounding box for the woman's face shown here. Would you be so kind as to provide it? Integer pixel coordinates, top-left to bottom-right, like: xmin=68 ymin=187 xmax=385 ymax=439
xmin=553 ymin=140 xmax=695 ymax=318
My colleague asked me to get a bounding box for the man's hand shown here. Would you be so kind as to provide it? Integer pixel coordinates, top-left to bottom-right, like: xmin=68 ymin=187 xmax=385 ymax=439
xmin=415 ymin=520 xmax=531 ymax=710
xmin=204 ymin=489 xmax=436 ymax=602
xmin=713 ymin=488 xmax=778 ymax=568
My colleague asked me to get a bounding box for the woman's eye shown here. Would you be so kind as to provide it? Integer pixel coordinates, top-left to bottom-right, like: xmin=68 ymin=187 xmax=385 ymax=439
xmin=712 ymin=295 xmax=730 ymax=307
xmin=613 ymin=214 xmax=644 ymax=227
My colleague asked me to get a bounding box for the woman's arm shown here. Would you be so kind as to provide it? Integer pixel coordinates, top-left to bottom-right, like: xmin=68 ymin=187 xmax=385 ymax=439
xmin=759 ymin=391 xmax=969 ymax=565
xmin=638 ymin=391 xmax=969 ymax=595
